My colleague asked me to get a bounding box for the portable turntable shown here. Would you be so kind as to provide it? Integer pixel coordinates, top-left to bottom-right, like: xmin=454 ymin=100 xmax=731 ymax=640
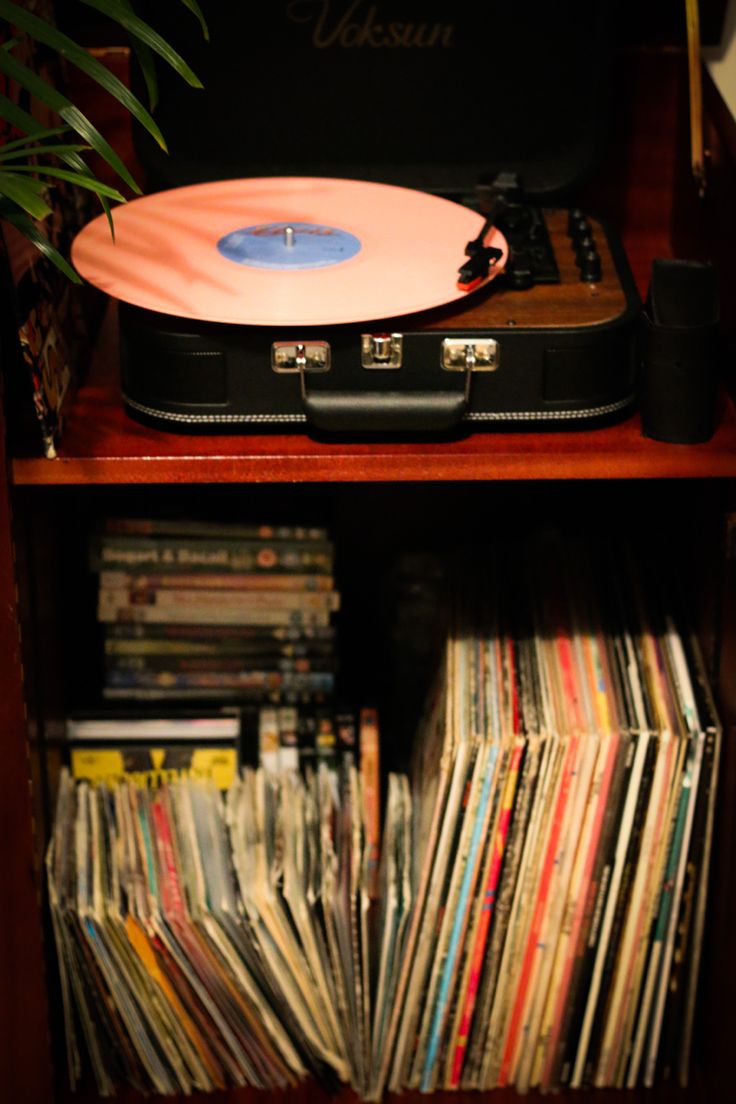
xmin=72 ymin=2 xmax=640 ymax=435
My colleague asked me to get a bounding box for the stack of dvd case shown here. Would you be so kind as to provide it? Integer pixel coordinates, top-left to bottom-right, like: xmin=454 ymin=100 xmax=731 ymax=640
xmin=49 ymin=535 xmax=720 ymax=1098
xmin=91 ymin=519 xmax=339 ymax=703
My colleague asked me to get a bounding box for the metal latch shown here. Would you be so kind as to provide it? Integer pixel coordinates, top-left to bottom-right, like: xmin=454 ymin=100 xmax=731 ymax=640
xmin=441 ymin=338 xmax=499 ymax=372
xmin=271 ymin=341 xmax=331 ymax=373
xmin=361 ymin=333 xmax=403 ymax=369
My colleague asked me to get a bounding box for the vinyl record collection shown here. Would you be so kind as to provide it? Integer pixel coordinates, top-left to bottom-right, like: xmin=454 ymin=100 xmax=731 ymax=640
xmin=49 ymin=534 xmax=720 ymax=1098
xmin=91 ymin=519 xmax=338 ymax=703
xmin=378 ymin=538 xmax=719 ymax=1097
xmin=48 ymin=706 xmax=383 ymax=1096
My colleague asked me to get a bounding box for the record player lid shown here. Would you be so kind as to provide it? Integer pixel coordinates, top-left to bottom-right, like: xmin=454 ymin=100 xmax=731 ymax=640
xmin=132 ymin=1 xmax=615 ymax=198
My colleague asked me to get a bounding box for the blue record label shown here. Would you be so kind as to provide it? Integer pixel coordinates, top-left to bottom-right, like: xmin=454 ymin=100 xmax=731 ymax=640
xmin=216 ymin=222 xmax=362 ymax=270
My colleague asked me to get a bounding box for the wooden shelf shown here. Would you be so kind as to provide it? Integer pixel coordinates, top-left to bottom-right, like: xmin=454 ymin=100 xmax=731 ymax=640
xmin=64 ymin=1081 xmax=711 ymax=1104
xmin=11 ymin=307 xmax=736 ymax=487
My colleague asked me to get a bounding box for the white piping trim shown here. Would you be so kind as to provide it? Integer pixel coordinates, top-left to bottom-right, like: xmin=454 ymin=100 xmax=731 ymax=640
xmin=123 ymin=396 xmax=307 ymax=423
xmin=464 ymin=396 xmax=634 ymax=421
xmin=123 ymin=393 xmax=634 ymax=426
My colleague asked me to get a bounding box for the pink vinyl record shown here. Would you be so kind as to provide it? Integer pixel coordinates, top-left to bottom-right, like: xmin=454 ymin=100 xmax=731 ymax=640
xmin=71 ymin=177 xmax=508 ymax=326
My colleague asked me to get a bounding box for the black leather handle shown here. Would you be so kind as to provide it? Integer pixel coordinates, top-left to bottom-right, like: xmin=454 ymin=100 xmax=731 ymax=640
xmin=300 ymin=387 xmax=468 ymax=432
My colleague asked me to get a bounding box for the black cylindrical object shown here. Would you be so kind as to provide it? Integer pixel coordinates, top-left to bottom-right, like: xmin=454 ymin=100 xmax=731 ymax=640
xmin=639 ymin=259 xmax=719 ymax=444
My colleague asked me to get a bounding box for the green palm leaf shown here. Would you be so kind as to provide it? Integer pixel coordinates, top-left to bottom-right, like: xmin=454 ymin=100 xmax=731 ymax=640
xmin=2 ymin=164 xmax=126 ymax=202
xmin=0 ymin=2 xmax=209 ymax=279
xmin=0 ymin=91 xmax=55 ymax=137
xmin=0 ymin=2 xmax=169 ymax=149
xmin=0 ymin=47 xmax=142 ymax=193
xmin=178 ymin=0 xmax=209 ymax=41
xmin=128 ymin=34 xmax=158 ymax=110
xmin=0 ymin=143 xmax=91 ymax=162
xmin=0 ymin=204 xmax=81 ymax=282
xmin=0 ymin=173 xmax=52 ymax=218
xmin=59 ymin=149 xmax=115 ymax=237
xmin=79 ymin=0 xmax=203 ymax=88
xmin=0 ymin=125 xmax=72 ymax=152
xmin=0 ymin=113 xmax=115 ymax=238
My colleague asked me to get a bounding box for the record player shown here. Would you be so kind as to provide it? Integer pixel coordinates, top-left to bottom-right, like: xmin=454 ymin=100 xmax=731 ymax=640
xmin=72 ymin=2 xmax=640 ymax=435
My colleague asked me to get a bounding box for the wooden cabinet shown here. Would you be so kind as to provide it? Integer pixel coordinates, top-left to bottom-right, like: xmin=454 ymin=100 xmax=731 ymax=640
xmin=2 ymin=43 xmax=736 ymax=1104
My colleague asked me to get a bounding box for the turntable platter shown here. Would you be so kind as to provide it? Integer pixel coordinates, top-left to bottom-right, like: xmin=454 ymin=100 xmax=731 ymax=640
xmin=71 ymin=177 xmax=508 ymax=326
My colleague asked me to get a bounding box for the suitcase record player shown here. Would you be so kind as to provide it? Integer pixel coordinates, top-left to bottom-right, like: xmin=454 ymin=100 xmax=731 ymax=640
xmin=72 ymin=1 xmax=639 ymax=435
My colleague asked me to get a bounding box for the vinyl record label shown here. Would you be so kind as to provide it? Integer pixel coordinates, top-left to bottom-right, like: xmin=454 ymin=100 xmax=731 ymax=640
xmin=217 ymin=222 xmax=362 ymax=269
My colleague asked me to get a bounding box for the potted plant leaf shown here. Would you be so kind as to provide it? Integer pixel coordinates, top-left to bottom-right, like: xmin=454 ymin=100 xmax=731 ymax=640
xmin=0 ymin=0 xmax=207 ymax=455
